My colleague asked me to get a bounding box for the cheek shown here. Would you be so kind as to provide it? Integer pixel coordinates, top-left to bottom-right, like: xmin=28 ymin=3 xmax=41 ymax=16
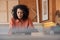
xmin=17 ymin=14 xmax=20 ymax=18
xmin=21 ymin=14 xmax=23 ymax=16
xmin=20 ymin=14 xmax=23 ymax=17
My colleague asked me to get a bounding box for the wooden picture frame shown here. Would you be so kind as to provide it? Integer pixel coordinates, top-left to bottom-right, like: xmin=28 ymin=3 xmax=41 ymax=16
xmin=42 ymin=0 xmax=49 ymax=21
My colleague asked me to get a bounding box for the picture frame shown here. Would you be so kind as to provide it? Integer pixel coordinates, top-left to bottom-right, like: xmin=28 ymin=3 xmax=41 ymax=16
xmin=42 ymin=0 xmax=49 ymax=21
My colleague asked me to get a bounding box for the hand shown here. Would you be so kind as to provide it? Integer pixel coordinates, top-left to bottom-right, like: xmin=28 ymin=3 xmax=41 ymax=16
xmin=8 ymin=31 xmax=12 ymax=36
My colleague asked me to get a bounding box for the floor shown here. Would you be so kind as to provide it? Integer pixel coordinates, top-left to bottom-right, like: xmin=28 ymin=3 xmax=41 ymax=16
xmin=0 ymin=34 xmax=60 ymax=40
xmin=0 ymin=24 xmax=60 ymax=40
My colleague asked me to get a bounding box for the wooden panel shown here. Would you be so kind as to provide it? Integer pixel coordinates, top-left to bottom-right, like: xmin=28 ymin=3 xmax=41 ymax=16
xmin=39 ymin=0 xmax=56 ymax=23
xmin=8 ymin=0 xmax=18 ymax=22
xmin=0 ymin=12 xmax=7 ymax=23
xmin=0 ymin=0 xmax=18 ymax=24
xmin=52 ymin=0 xmax=56 ymax=22
xmin=0 ymin=1 xmax=7 ymax=11
xmin=19 ymin=0 xmax=37 ymax=22
xmin=56 ymin=0 xmax=60 ymax=10
xmin=38 ymin=0 xmax=42 ymax=23
xmin=0 ymin=1 xmax=7 ymax=23
xmin=48 ymin=0 xmax=52 ymax=22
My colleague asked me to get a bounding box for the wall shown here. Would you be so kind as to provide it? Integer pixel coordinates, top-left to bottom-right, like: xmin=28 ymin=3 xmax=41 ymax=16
xmin=0 ymin=0 xmax=60 ymax=24
xmin=19 ymin=0 xmax=37 ymax=22
xmin=0 ymin=0 xmax=18 ymax=24
xmin=0 ymin=0 xmax=38 ymax=24
xmin=39 ymin=0 xmax=55 ymax=23
xmin=56 ymin=0 xmax=60 ymax=10
xmin=39 ymin=0 xmax=56 ymax=23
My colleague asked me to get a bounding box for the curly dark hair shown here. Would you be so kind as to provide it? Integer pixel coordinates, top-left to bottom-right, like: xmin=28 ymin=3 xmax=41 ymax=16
xmin=12 ymin=5 xmax=29 ymax=20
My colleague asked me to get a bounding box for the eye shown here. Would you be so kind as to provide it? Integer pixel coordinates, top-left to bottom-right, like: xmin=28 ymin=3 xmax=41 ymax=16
xmin=18 ymin=12 xmax=19 ymax=13
xmin=17 ymin=12 xmax=21 ymax=14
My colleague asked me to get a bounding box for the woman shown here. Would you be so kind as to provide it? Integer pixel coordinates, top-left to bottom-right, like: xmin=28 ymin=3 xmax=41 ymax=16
xmin=9 ymin=5 xmax=34 ymax=34
xmin=50 ymin=10 xmax=60 ymax=34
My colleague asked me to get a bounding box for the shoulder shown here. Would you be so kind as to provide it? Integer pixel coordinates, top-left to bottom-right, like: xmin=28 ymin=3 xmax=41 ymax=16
xmin=10 ymin=17 xmax=16 ymax=23
xmin=11 ymin=17 xmax=15 ymax=21
xmin=26 ymin=18 xmax=32 ymax=23
xmin=28 ymin=18 xmax=32 ymax=21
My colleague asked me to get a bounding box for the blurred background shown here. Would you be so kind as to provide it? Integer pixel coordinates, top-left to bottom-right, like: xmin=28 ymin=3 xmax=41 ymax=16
xmin=0 ymin=0 xmax=60 ymax=24
xmin=0 ymin=0 xmax=60 ymax=40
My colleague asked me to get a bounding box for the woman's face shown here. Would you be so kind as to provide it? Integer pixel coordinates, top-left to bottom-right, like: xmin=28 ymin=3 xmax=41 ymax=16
xmin=17 ymin=8 xmax=23 ymax=19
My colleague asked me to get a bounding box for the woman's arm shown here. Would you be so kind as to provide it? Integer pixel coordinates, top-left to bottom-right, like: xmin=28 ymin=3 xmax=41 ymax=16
xmin=28 ymin=19 xmax=34 ymax=28
xmin=8 ymin=18 xmax=15 ymax=35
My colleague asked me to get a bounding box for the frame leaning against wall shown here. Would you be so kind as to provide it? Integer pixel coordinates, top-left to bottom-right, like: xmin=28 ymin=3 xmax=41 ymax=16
xmin=42 ymin=0 xmax=49 ymax=21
